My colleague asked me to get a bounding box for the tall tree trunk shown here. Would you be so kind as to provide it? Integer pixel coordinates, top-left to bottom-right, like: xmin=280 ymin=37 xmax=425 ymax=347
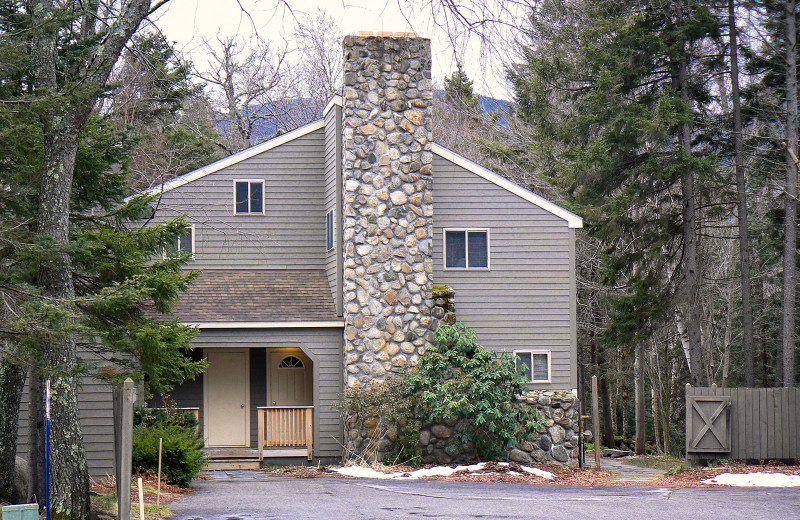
xmin=27 ymin=374 xmax=44 ymax=504
xmin=676 ymin=53 xmax=704 ymax=387
xmin=621 ymin=387 xmax=629 ymax=440
xmin=721 ymin=278 xmax=734 ymax=388
xmin=0 ymin=356 xmax=26 ymax=502
xmin=728 ymin=0 xmax=755 ymax=387
xmin=35 ymin=125 xmax=90 ymax=517
xmin=651 ymin=386 xmax=660 ymax=454
xmin=782 ymin=0 xmax=798 ymax=387
xmin=634 ymin=342 xmax=646 ymax=455
xmin=599 ymin=368 xmax=615 ymax=449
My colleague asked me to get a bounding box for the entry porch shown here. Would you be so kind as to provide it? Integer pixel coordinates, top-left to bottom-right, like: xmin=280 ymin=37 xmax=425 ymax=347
xmin=150 ymin=346 xmax=317 ymax=466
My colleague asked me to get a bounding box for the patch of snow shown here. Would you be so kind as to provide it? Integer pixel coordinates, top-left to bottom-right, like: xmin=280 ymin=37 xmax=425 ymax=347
xmin=517 ymin=465 xmax=554 ymax=479
xmin=702 ymin=472 xmax=800 ymax=487
xmin=334 ymin=466 xmax=395 ymax=479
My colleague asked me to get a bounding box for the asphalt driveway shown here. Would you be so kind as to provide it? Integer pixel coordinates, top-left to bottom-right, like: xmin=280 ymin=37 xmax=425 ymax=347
xmin=168 ymin=471 xmax=799 ymax=520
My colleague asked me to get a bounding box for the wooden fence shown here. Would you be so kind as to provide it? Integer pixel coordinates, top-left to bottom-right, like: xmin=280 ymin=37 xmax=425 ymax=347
xmin=686 ymin=386 xmax=799 ymax=461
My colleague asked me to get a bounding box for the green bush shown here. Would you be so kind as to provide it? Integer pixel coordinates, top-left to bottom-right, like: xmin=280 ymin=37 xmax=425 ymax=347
xmin=132 ymin=422 xmax=204 ymax=487
xmin=334 ymin=375 xmax=421 ymax=464
xmin=132 ymin=401 xmax=204 ymax=487
xmin=406 ymin=322 xmax=545 ymax=460
xmin=134 ymin=406 xmax=198 ymax=430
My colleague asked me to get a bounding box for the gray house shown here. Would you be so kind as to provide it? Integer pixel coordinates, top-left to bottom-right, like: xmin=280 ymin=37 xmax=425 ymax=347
xmin=17 ymin=33 xmax=582 ymax=476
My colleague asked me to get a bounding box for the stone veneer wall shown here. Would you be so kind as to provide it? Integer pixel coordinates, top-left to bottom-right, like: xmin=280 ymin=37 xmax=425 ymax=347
xmin=418 ymin=391 xmax=582 ymax=466
xmin=341 ymin=34 xmax=437 ymax=387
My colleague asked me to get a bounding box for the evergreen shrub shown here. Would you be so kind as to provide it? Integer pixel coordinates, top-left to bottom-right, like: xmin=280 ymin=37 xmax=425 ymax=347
xmin=132 ymin=401 xmax=204 ymax=487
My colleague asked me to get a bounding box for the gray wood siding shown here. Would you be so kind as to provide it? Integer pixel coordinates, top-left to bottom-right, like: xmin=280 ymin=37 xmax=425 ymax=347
xmin=432 ymin=155 xmax=577 ymax=390
xmin=17 ymin=372 xmax=116 ymax=479
xmin=150 ymin=129 xmax=327 ymax=270
xmin=189 ymin=327 xmax=343 ymax=457
xmin=324 ymin=107 xmax=342 ymax=313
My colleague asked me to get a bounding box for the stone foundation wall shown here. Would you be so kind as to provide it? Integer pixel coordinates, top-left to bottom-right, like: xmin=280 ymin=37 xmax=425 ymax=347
xmin=418 ymin=390 xmax=582 ymax=466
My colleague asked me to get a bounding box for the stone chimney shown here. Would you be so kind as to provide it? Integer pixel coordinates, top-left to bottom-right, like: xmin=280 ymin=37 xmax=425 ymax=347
xmin=341 ymin=33 xmax=436 ymax=386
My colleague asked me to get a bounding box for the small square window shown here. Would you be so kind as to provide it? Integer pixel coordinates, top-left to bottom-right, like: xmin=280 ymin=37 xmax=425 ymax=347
xmin=326 ymin=209 xmax=334 ymax=251
xmin=164 ymin=225 xmax=194 ymax=259
xmin=444 ymin=229 xmax=489 ymax=269
xmin=515 ymin=350 xmax=550 ymax=383
xmin=234 ymin=180 xmax=264 ymax=214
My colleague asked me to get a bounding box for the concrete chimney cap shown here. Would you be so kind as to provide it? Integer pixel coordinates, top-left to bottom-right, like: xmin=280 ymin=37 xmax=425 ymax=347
xmin=354 ymin=31 xmax=419 ymax=38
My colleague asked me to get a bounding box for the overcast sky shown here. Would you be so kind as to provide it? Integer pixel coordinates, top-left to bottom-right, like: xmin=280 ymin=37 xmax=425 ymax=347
xmin=150 ymin=0 xmax=520 ymax=100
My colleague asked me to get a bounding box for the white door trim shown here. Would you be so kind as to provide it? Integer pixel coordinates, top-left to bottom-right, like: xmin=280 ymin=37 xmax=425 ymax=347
xmin=203 ymin=349 xmax=250 ymax=447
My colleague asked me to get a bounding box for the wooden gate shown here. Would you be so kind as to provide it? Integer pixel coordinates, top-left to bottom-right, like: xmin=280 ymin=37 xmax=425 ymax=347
xmin=686 ymin=386 xmax=800 ymax=461
xmin=686 ymin=395 xmax=730 ymax=453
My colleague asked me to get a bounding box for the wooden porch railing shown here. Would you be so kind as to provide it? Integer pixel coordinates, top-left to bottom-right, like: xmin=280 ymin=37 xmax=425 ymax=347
xmin=257 ymin=406 xmax=313 ymax=461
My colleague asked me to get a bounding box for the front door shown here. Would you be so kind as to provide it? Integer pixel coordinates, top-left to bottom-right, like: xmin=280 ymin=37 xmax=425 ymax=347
xmin=205 ymin=349 xmax=249 ymax=447
xmin=268 ymin=350 xmax=312 ymax=406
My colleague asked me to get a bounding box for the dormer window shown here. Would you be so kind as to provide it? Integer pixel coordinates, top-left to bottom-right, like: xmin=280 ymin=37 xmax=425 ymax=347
xmin=234 ymin=180 xmax=264 ymax=214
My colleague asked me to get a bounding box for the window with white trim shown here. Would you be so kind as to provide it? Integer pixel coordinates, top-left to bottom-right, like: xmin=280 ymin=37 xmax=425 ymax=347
xmin=444 ymin=229 xmax=489 ymax=269
xmin=326 ymin=209 xmax=334 ymax=251
xmin=164 ymin=225 xmax=194 ymax=258
xmin=234 ymin=180 xmax=264 ymax=214
xmin=515 ymin=350 xmax=551 ymax=383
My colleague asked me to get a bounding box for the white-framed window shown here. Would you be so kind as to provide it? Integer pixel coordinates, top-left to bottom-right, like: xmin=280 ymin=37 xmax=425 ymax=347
xmin=326 ymin=209 xmax=334 ymax=251
xmin=443 ymin=228 xmax=489 ymax=269
xmin=515 ymin=350 xmax=551 ymax=383
xmin=164 ymin=224 xmax=195 ymax=259
xmin=233 ymin=179 xmax=265 ymax=214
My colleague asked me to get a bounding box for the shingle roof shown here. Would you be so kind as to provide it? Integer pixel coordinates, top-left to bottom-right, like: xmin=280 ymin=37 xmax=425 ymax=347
xmin=164 ymin=269 xmax=339 ymax=323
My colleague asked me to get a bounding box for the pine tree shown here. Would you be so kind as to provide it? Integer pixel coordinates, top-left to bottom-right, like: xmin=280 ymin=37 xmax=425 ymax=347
xmin=0 ymin=1 xmax=208 ymax=515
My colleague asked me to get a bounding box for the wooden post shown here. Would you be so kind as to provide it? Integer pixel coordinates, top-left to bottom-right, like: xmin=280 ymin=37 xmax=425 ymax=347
xmin=156 ymin=437 xmax=162 ymax=507
xmin=137 ymin=477 xmax=145 ymax=520
xmin=305 ymin=408 xmax=313 ymax=461
xmin=116 ymin=378 xmax=136 ymax=520
xmin=258 ymin=408 xmax=264 ymax=461
xmin=684 ymin=383 xmax=693 ymax=468
xmin=592 ymin=375 xmax=601 ymax=469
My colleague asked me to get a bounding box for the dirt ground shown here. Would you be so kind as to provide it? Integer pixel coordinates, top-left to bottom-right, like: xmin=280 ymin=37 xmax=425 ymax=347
xmin=260 ymin=457 xmax=800 ymax=488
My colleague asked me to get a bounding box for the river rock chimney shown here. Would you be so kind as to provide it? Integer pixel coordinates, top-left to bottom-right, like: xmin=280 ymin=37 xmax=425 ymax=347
xmin=341 ymin=33 xmax=436 ymax=386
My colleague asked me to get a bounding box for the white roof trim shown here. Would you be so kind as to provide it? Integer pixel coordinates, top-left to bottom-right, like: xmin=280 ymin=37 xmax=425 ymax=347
xmin=430 ymin=144 xmax=583 ymax=228
xmin=140 ymin=120 xmax=326 ymax=197
xmin=188 ymin=321 xmax=344 ymax=329
xmin=323 ymin=94 xmax=342 ymax=117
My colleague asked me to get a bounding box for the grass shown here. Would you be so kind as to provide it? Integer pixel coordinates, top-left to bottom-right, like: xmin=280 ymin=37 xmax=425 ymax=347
xmin=91 ymin=491 xmax=173 ymax=520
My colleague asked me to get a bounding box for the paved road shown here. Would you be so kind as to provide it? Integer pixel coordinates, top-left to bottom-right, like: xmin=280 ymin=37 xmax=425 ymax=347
xmin=169 ymin=472 xmax=799 ymax=520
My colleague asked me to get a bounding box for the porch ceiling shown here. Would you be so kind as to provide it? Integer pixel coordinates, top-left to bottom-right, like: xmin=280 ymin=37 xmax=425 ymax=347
xmin=163 ymin=269 xmax=338 ymax=323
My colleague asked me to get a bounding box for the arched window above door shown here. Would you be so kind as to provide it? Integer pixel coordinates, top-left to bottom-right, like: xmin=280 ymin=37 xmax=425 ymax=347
xmin=278 ymin=355 xmax=304 ymax=369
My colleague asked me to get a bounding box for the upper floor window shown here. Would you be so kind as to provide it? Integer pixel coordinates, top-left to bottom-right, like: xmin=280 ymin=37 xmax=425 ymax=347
xmin=164 ymin=225 xmax=194 ymax=259
xmin=515 ymin=350 xmax=551 ymax=383
xmin=326 ymin=209 xmax=334 ymax=251
xmin=234 ymin=180 xmax=264 ymax=214
xmin=444 ymin=229 xmax=489 ymax=269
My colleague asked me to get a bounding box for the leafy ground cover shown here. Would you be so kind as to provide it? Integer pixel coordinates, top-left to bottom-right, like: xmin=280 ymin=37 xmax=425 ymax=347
xmin=259 ymin=457 xmax=800 ymax=488
xmin=90 ymin=471 xmax=192 ymax=520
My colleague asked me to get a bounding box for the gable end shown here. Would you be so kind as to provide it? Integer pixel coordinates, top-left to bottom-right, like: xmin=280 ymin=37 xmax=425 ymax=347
xmin=142 ymin=120 xmax=326 ymax=196
xmin=431 ymin=144 xmax=583 ymax=228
